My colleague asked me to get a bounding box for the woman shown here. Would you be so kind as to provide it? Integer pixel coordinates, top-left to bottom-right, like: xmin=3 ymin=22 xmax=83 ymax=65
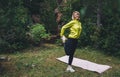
xmin=60 ymin=11 xmax=82 ymax=72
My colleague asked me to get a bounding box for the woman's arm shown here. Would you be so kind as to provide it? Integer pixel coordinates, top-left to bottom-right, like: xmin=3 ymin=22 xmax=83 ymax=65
xmin=60 ymin=20 xmax=74 ymax=36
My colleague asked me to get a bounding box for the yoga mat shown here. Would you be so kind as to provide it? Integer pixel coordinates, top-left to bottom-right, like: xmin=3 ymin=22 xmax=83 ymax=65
xmin=57 ymin=55 xmax=111 ymax=73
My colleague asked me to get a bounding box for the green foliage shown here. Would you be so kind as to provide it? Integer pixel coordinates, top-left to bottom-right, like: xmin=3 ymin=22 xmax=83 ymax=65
xmin=78 ymin=19 xmax=96 ymax=47
xmin=58 ymin=0 xmax=73 ymax=23
xmin=96 ymin=0 xmax=120 ymax=56
xmin=55 ymin=39 xmax=62 ymax=45
xmin=0 ymin=38 xmax=10 ymax=52
xmin=90 ymin=26 xmax=101 ymax=48
xmin=29 ymin=23 xmax=50 ymax=44
xmin=0 ymin=0 xmax=28 ymax=52
xmin=70 ymin=0 xmax=120 ymax=56
xmin=0 ymin=0 xmax=120 ymax=56
xmin=99 ymin=25 xmax=120 ymax=56
xmin=25 ymin=0 xmax=57 ymax=33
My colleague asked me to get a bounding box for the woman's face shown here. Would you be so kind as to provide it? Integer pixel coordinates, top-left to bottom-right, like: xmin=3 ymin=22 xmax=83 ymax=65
xmin=73 ymin=12 xmax=80 ymax=20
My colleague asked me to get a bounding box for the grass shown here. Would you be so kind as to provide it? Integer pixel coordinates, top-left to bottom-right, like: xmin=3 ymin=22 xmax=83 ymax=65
xmin=0 ymin=43 xmax=120 ymax=77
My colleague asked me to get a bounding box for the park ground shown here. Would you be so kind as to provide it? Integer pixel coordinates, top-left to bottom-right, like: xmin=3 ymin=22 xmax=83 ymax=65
xmin=0 ymin=43 xmax=120 ymax=77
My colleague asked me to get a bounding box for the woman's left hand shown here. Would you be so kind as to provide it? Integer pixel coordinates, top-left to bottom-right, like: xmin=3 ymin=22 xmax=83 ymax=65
xmin=61 ymin=35 xmax=67 ymax=43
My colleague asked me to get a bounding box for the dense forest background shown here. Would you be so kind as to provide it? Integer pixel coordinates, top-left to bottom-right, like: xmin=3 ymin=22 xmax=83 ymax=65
xmin=0 ymin=0 xmax=120 ymax=57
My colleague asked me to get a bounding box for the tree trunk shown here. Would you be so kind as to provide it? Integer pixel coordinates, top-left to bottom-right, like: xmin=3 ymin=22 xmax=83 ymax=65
xmin=97 ymin=0 xmax=101 ymax=27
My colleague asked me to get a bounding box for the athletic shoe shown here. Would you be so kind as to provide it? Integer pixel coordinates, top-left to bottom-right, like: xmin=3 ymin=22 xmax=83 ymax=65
xmin=66 ymin=65 xmax=75 ymax=72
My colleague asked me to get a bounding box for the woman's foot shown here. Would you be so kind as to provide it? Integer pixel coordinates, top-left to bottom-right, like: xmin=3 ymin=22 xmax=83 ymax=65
xmin=66 ymin=65 xmax=75 ymax=72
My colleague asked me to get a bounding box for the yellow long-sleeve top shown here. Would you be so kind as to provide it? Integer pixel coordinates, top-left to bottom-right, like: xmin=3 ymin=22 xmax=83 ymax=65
xmin=60 ymin=19 xmax=82 ymax=39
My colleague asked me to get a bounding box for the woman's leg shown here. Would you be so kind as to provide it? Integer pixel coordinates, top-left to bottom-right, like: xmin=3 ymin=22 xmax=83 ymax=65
xmin=68 ymin=39 xmax=78 ymax=65
xmin=64 ymin=39 xmax=70 ymax=55
xmin=64 ymin=38 xmax=78 ymax=65
xmin=65 ymin=38 xmax=78 ymax=72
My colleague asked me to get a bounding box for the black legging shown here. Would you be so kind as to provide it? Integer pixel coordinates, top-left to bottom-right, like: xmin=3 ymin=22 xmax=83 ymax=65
xmin=64 ymin=38 xmax=78 ymax=65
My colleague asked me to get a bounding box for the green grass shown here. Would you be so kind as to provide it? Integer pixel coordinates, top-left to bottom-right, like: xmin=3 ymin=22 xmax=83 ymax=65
xmin=0 ymin=43 xmax=120 ymax=77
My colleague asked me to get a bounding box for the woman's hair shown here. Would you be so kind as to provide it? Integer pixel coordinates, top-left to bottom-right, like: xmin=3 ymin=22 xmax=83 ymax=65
xmin=72 ymin=11 xmax=80 ymax=20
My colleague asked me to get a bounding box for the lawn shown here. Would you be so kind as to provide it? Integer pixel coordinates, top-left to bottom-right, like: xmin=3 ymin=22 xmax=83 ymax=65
xmin=0 ymin=43 xmax=120 ymax=77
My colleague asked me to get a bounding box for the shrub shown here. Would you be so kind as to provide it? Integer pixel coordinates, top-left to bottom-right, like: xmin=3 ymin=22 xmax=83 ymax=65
xmin=29 ymin=23 xmax=50 ymax=45
xmin=0 ymin=38 xmax=10 ymax=53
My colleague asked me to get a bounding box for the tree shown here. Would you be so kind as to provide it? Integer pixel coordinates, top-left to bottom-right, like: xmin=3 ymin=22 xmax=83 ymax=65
xmin=0 ymin=0 xmax=28 ymax=52
xmin=97 ymin=0 xmax=102 ymax=27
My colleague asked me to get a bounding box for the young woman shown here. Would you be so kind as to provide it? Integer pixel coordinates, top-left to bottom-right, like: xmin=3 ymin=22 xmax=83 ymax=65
xmin=60 ymin=11 xmax=82 ymax=72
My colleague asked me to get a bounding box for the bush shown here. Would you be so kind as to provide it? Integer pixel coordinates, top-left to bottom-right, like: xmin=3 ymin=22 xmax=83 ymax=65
xmin=0 ymin=38 xmax=10 ymax=53
xmin=99 ymin=25 xmax=120 ymax=56
xmin=0 ymin=0 xmax=28 ymax=53
xmin=29 ymin=23 xmax=50 ymax=45
xmin=78 ymin=19 xmax=96 ymax=47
